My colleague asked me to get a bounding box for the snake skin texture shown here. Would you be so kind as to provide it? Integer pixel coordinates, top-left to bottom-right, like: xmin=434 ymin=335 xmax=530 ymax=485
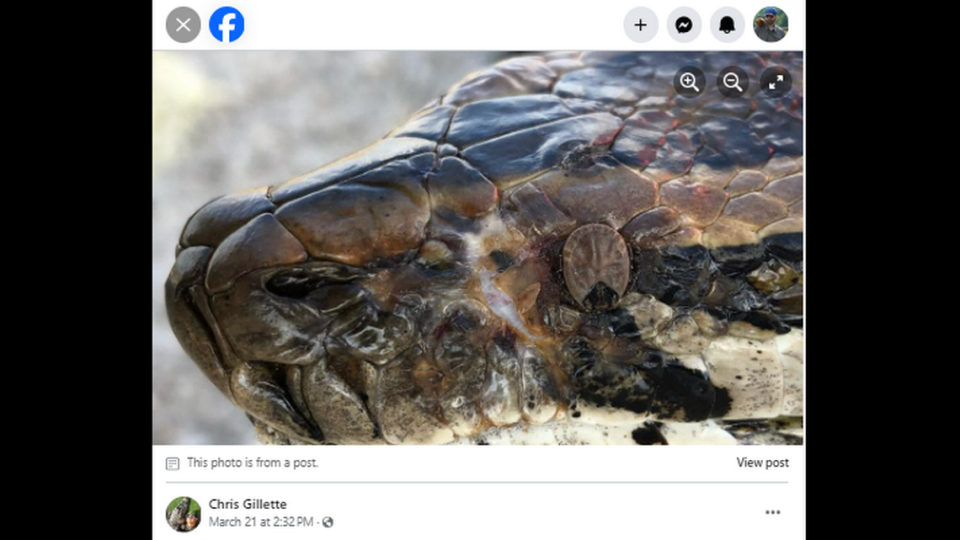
xmin=166 ymin=51 xmax=803 ymax=445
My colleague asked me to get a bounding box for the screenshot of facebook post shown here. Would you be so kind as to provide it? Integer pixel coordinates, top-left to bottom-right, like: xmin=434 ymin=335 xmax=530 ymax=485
xmin=153 ymin=1 xmax=804 ymax=537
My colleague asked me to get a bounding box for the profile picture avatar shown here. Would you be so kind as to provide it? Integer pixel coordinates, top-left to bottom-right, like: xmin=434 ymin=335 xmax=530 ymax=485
xmin=210 ymin=7 xmax=245 ymax=43
xmin=754 ymin=7 xmax=788 ymax=42
xmin=166 ymin=497 xmax=201 ymax=532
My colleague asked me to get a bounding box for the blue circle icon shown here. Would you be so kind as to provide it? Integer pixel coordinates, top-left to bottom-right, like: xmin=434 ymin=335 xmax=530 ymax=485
xmin=210 ymin=7 xmax=244 ymax=43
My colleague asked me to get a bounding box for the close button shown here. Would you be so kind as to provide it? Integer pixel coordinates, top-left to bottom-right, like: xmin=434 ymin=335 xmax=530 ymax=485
xmin=166 ymin=7 xmax=201 ymax=44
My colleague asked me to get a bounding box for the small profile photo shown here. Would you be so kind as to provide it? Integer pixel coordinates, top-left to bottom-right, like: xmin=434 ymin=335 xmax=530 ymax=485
xmin=166 ymin=497 xmax=201 ymax=532
xmin=754 ymin=7 xmax=788 ymax=42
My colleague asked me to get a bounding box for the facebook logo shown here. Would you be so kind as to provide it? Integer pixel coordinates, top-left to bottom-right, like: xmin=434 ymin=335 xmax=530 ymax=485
xmin=210 ymin=7 xmax=245 ymax=43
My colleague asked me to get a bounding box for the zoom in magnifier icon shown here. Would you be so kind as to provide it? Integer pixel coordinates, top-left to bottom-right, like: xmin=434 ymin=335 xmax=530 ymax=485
xmin=674 ymin=66 xmax=705 ymax=97
xmin=717 ymin=66 xmax=749 ymax=98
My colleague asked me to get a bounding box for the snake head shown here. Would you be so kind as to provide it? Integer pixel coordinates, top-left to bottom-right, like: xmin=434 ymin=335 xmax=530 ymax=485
xmin=166 ymin=139 xmax=464 ymax=443
xmin=166 ymin=52 xmax=804 ymax=445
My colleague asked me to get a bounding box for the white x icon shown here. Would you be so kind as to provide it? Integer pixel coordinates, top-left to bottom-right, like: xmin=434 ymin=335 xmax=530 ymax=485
xmin=176 ymin=18 xmax=191 ymax=32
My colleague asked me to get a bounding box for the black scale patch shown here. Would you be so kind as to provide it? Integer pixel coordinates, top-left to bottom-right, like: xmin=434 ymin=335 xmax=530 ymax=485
xmin=630 ymin=233 xmax=803 ymax=328
xmin=567 ymin=344 xmax=732 ymax=421
xmin=631 ymin=422 xmax=668 ymax=445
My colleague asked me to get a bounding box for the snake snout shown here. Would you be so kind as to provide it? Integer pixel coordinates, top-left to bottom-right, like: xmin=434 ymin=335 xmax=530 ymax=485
xmin=165 ymin=246 xmax=234 ymax=401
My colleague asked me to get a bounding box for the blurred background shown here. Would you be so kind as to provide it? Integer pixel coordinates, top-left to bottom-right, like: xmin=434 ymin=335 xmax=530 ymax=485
xmin=152 ymin=52 xmax=505 ymax=444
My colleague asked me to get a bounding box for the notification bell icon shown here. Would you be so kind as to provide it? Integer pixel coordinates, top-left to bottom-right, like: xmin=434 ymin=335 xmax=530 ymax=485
xmin=719 ymin=16 xmax=736 ymax=33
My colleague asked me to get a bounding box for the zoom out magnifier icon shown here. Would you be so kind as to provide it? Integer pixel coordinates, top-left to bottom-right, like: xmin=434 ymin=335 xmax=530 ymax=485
xmin=717 ymin=66 xmax=749 ymax=98
xmin=723 ymin=72 xmax=743 ymax=92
